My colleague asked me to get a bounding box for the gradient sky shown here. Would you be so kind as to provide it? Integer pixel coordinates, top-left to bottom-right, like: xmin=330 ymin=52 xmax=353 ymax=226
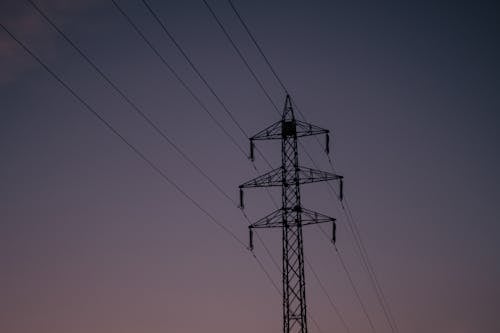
xmin=1 ymin=1 xmax=500 ymax=333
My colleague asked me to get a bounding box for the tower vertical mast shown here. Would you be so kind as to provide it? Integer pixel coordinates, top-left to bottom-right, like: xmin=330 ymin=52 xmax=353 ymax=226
xmin=281 ymin=95 xmax=307 ymax=333
xmin=239 ymin=94 xmax=343 ymax=333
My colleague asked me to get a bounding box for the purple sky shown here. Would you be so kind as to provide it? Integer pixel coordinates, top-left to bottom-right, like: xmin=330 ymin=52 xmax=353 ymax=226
xmin=1 ymin=1 xmax=500 ymax=332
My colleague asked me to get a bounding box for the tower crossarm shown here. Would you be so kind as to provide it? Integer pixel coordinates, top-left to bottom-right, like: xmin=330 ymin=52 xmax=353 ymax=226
xmin=247 ymin=207 xmax=337 ymax=251
xmin=239 ymin=166 xmax=342 ymax=189
xmin=250 ymin=208 xmax=283 ymax=229
xmin=299 ymin=207 xmax=336 ymax=226
xmin=251 ymin=120 xmax=282 ymax=140
xmin=295 ymin=120 xmax=329 ymax=138
xmin=239 ymin=167 xmax=282 ymax=188
xmin=250 ymin=120 xmax=329 ymax=141
xmin=249 ymin=207 xmax=335 ymax=229
xmin=297 ymin=167 xmax=342 ymax=185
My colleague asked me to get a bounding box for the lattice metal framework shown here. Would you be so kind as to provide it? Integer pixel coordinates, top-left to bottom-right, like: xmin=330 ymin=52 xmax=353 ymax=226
xmin=239 ymin=94 xmax=343 ymax=333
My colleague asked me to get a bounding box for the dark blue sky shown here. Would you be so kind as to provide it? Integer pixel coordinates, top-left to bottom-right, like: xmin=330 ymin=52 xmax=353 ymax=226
xmin=1 ymin=1 xmax=499 ymax=332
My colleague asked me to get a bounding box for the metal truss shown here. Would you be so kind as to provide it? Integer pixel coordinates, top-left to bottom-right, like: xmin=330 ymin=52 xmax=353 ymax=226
xmin=239 ymin=94 xmax=343 ymax=333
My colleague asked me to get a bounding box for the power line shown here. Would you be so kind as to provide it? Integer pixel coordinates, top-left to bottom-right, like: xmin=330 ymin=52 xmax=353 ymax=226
xmin=320 ymin=169 xmax=399 ymax=333
xmin=321 ymin=168 xmax=399 ymax=333
xmin=226 ymin=0 xmax=340 ymax=173
xmin=115 ymin=0 xmax=284 ymax=265
xmin=27 ymin=0 xmax=235 ymax=207
xmin=209 ymin=6 xmax=374 ymax=320
xmin=224 ymin=0 xmax=339 ymax=173
xmin=226 ymin=2 xmax=399 ymax=331
xmin=199 ymin=3 xmax=360 ymax=331
xmin=0 ymin=21 xmax=285 ymax=316
xmin=140 ymin=1 xmax=397 ymax=331
xmin=309 ymin=314 xmax=325 ymax=333
xmin=275 ymin=131 xmax=378 ymax=332
xmin=140 ymin=0 xmax=249 ymax=137
xmin=118 ymin=0 xmax=378 ymax=332
xmin=110 ymin=0 xmax=247 ymax=158
xmin=225 ymin=0 xmax=307 ymax=122
xmin=343 ymin=197 xmax=399 ymax=333
xmin=200 ymin=1 xmax=329 ymax=199
xmin=110 ymin=0 xmax=280 ymax=211
xmin=227 ymin=0 xmax=333 ymax=152
xmin=201 ymin=1 xmax=336 ymax=197
xmin=27 ymin=0 xmax=284 ymax=306
xmin=304 ymin=256 xmax=352 ymax=333
xmin=259 ymin=183 xmax=352 ymax=333
xmin=239 ymin=95 xmax=344 ymax=333
xmin=138 ymin=0 xmax=277 ymax=173
xmin=242 ymin=130 xmax=350 ymax=332
xmin=200 ymin=0 xmax=336 ymax=216
xmin=0 ymin=21 xmax=246 ymax=250
xmin=317 ymin=226 xmax=377 ymax=333
xmin=298 ymin=131 xmax=398 ymax=333
xmin=94 ymin=0 xmax=386 ymax=332
xmin=27 ymin=0 xmax=283 ymax=282
xmin=201 ymin=0 xmax=280 ymax=114
xmin=113 ymin=0 xmax=281 ymax=211
xmin=227 ymin=0 xmax=287 ymax=94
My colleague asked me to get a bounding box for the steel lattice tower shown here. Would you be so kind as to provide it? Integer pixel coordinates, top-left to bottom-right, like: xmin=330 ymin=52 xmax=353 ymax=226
xmin=239 ymin=94 xmax=344 ymax=333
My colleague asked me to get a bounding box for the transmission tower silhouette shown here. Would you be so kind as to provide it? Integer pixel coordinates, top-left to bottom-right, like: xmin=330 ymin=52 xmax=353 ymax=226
xmin=239 ymin=94 xmax=344 ymax=333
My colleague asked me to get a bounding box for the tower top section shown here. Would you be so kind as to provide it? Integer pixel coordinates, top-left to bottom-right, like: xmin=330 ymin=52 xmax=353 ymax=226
xmin=282 ymin=94 xmax=295 ymax=122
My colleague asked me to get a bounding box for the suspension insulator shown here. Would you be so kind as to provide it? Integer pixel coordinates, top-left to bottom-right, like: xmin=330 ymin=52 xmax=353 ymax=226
xmin=339 ymin=178 xmax=344 ymax=202
xmin=325 ymin=133 xmax=330 ymax=155
xmin=249 ymin=139 xmax=255 ymax=161
xmin=332 ymin=221 xmax=337 ymax=245
xmin=239 ymin=188 xmax=244 ymax=209
xmin=249 ymin=227 xmax=254 ymax=251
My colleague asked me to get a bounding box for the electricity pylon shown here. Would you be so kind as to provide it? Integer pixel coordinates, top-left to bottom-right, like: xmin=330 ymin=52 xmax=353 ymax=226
xmin=239 ymin=94 xmax=344 ymax=333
